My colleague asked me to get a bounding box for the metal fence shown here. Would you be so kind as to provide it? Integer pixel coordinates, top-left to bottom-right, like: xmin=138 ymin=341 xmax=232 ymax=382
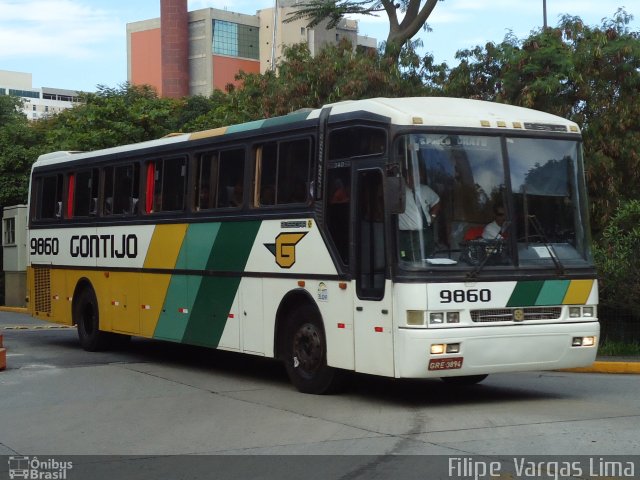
xmin=599 ymin=306 xmax=640 ymax=343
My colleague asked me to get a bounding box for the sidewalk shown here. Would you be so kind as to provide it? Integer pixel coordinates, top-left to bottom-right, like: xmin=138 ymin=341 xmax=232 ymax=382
xmin=1 ymin=306 xmax=639 ymax=374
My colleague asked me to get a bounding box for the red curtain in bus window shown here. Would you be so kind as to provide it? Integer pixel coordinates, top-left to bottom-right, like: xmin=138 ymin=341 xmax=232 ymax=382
xmin=67 ymin=173 xmax=75 ymax=218
xmin=145 ymin=162 xmax=155 ymax=213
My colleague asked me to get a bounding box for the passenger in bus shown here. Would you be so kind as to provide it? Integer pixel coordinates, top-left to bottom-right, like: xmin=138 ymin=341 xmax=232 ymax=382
xmin=482 ymin=204 xmax=508 ymax=239
xmin=399 ymin=171 xmax=441 ymax=261
xmin=329 ymin=178 xmax=349 ymax=204
xmin=229 ymin=181 xmax=243 ymax=206
xmin=261 ymin=185 xmax=275 ymax=205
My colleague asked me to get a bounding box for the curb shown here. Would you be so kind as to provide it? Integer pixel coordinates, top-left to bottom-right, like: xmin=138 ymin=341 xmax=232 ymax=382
xmin=561 ymin=361 xmax=640 ymax=374
xmin=0 ymin=306 xmax=28 ymax=314
xmin=0 ymin=334 xmax=6 ymax=371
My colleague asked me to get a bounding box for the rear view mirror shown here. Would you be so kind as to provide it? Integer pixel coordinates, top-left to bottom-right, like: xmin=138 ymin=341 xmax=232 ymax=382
xmin=386 ymin=174 xmax=405 ymax=214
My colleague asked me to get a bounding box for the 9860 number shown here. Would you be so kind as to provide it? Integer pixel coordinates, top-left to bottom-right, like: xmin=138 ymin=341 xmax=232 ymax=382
xmin=440 ymin=289 xmax=491 ymax=304
xmin=30 ymin=237 xmax=59 ymax=256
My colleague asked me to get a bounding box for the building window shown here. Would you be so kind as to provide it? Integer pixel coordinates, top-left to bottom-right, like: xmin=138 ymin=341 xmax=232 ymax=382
xmin=213 ymin=20 xmax=259 ymax=60
xmin=3 ymin=217 xmax=15 ymax=245
xmin=8 ymin=89 xmax=40 ymax=99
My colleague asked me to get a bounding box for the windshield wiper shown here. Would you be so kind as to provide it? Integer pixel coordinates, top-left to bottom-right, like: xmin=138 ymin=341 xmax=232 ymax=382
xmin=465 ymin=222 xmax=510 ymax=280
xmin=527 ymin=214 xmax=565 ymax=275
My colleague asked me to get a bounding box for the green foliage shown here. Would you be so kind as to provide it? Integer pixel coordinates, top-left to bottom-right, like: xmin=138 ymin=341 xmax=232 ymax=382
xmin=284 ymin=0 xmax=443 ymax=62
xmin=441 ymin=10 xmax=640 ymax=230
xmin=597 ymin=339 xmax=640 ymax=356
xmin=0 ymin=96 xmax=46 ymax=208
xmin=183 ymin=41 xmax=433 ymax=131
xmin=593 ymin=200 xmax=640 ymax=311
xmin=42 ymin=84 xmax=184 ymax=151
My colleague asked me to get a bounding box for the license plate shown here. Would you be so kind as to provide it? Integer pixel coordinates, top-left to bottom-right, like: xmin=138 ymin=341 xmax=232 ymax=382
xmin=429 ymin=357 xmax=463 ymax=371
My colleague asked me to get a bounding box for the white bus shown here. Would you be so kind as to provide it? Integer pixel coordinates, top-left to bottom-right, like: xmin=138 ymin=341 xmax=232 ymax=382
xmin=27 ymin=97 xmax=599 ymax=393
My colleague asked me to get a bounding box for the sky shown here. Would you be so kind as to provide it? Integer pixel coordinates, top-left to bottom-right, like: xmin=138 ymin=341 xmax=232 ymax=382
xmin=0 ymin=0 xmax=637 ymax=93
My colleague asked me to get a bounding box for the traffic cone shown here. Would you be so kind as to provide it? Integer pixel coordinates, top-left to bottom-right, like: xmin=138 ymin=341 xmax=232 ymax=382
xmin=0 ymin=334 xmax=6 ymax=371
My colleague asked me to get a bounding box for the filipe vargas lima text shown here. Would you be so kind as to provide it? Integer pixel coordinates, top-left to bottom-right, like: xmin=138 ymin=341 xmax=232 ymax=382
xmin=448 ymin=456 xmax=635 ymax=479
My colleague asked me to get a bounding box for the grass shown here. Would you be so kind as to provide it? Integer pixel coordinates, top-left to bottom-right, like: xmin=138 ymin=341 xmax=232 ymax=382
xmin=597 ymin=339 xmax=640 ymax=357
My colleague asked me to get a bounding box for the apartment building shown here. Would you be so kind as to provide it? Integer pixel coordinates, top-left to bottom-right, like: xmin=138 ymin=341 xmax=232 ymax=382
xmin=127 ymin=0 xmax=376 ymax=98
xmin=0 ymin=70 xmax=79 ymax=120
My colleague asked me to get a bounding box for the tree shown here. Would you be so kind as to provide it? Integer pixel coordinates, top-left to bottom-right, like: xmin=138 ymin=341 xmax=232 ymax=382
xmin=285 ymin=0 xmax=443 ymax=63
xmin=42 ymin=84 xmax=183 ymax=152
xmin=0 ymin=95 xmax=45 ymax=207
xmin=183 ymin=41 xmax=433 ymax=130
xmin=440 ymin=9 xmax=640 ymax=230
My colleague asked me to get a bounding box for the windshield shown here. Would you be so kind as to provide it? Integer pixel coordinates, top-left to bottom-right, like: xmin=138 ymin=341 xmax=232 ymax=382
xmin=395 ymin=133 xmax=591 ymax=271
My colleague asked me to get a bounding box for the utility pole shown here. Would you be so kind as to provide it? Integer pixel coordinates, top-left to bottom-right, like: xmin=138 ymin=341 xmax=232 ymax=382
xmin=543 ymin=0 xmax=548 ymax=29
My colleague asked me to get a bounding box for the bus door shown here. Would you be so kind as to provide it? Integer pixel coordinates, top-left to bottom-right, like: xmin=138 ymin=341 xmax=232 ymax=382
xmin=353 ymin=169 xmax=394 ymax=377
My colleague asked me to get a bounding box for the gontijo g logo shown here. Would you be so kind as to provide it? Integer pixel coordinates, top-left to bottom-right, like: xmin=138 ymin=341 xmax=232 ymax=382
xmin=264 ymin=232 xmax=307 ymax=269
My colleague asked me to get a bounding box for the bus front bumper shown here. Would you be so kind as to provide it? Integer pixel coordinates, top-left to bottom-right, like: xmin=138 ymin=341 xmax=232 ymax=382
xmin=396 ymin=321 xmax=600 ymax=379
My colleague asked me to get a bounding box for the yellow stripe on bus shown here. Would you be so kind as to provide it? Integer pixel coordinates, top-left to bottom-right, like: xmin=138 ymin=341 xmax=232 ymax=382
xmin=144 ymin=224 xmax=188 ymax=269
xmin=562 ymin=279 xmax=594 ymax=305
xmin=188 ymin=127 xmax=228 ymax=141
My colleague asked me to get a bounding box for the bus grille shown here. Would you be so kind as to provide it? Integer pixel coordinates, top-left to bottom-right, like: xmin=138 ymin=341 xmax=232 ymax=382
xmin=471 ymin=307 xmax=562 ymax=323
xmin=34 ymin=266 xmax=52 ymax=314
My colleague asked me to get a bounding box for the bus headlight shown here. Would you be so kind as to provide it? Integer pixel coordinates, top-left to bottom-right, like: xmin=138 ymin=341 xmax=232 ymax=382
xmin=407 ymin=310 xmax=426 ymax=326
xmin=429 ymin=313 xmax=444 ymax=324
xmin=569 ymin=306 xmax=597 ymax=319
xmin=572 ymin=336 xmax=597 ymax=347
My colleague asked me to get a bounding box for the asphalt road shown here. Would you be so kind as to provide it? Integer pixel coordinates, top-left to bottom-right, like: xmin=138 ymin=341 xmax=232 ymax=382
xmin=1 ymin=310 xmax=639 ymax=479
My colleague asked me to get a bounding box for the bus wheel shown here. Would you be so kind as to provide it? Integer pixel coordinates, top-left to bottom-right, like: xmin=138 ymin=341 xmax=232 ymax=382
xmin=283 ymin=304 xmax=342 ymax=394
xmin=440 ymin=374 xmax=488 ymax=386
xmin=74 ymin=287 xmax=109 ymax=352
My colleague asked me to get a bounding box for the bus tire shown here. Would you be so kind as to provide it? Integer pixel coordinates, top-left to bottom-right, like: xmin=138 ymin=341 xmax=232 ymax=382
xmin=282 ymin=304 xmax=343 ymax=394
xmin=440 ymin=374 xmax=488 ymax=386
xmin=74 ymin=286 xmax=110 ymax=352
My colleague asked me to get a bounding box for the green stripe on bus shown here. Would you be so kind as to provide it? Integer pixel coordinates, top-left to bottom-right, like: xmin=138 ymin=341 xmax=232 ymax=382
xmin=154 ymin=224 xmax=222 ymax=341
xmin=506 ymin=280 xmax=545 ymax=307
xmin=261 ymin=111 xmax=312 ymax=128
xmin=182 ymin=221 xmax=262 ymax=347
xmin=183 ymin=223 xmax=222 ymax=269
xmin=226 ymin=120 xmax=265 ymax=134
xmin=535 ymin=279 xmax=570 ymax=305
xmin=153 ymin=275 xmax=193 ymax=341
xmin=206 ymin=221 xmax=261 ymax=271
xmin=181 ymin=277 xmax=241 ymax=347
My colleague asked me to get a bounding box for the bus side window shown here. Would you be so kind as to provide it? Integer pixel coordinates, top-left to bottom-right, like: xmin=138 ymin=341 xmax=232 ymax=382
xmin=255 ymin=139 xmax=311 ymax=207
xmin=35 ymin=174 xmax=63 ymax=220
xmin=71 ymin=169 xmax=99 ymax=218
xmin=326 ymin=165 xmax=351 ymax=265
xmin=196 ymin=151 xmax=219 ymax=210
xmin=149 ymin=157 xmax=187 ymax=212
xmin=104 ymin=164 xmax=140 ymax=215
xmin=218 ymin=148 xmax=244 ymax=208
xmin=195 ymin=148 xmax=245 ymax=210
xmin=329 ymin=126 xmax=386 ymax=159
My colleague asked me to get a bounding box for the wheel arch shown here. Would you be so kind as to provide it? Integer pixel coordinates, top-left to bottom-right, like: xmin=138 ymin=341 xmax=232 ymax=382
xmin=72 ymin=277 xmax=95 ymax=321
xmin=273 ymin=288 xmax=322 ymax=359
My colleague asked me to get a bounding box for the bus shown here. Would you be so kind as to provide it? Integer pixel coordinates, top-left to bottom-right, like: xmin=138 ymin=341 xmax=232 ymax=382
xmin=26 ymin=97 xmax=599 ymax=394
